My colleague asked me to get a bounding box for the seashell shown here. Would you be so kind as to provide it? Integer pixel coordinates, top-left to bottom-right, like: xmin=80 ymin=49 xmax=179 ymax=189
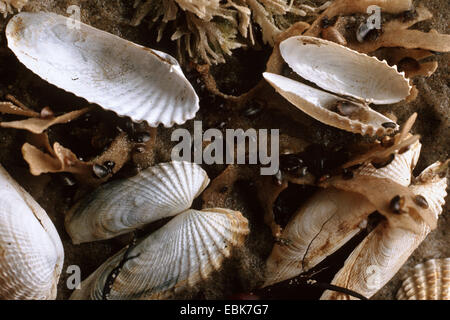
xmin=263 ymin=142 xmax=421 ymax=287
xmin=66 ymin=161 xmax=210 ymax=244
xmin=396 ymin=258 xmax=450 ymax=300
xmin=321 ymin=161 xmax=448 ymax=300
xmin=70 ymin=208 xmax=249 ymax=300
xmin=264 ymin=36 xmax=412 ymax=136
xmin=0 ymin=165 xmax=64 ymax=299
xmin=6 ymin=12 xmax=199 ymax=127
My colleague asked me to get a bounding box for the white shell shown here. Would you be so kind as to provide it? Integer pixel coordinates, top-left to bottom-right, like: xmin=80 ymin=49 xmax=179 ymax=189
xmin=0 ymin=165 xmax=64 ymax=299
xmin=70 ymin=208 xmax=249 ymax=300
xmin=264 ymin=143 xmax=421 ymax=287
xmin=263 ymin=72 xmax=398 ymax=136
xmin=397 ymin=258 xmax=450 ymax=300
xmin=321 ymin=162 xmax=448 ymax=300
xmin=6 ymin=12 xmax=199 ymax=127
xmin=280 ymin=36 xmax=411 ymax=104
xmin=66 ymin=161 xmax=210 ymax=244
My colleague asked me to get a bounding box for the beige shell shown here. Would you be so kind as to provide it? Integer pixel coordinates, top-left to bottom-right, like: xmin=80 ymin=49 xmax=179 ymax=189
xmin=6 ymin=12 xmax=199 ymax=127
xmin=397 ymin=258 xmax=450 ymax=300
xmin=321 ymin=161 xmax=448 ymax=300
xmin=70 ymin=208 xmax=249 ymax=300
xmin=264 ymin=36 xmax=412 ymax=136
xmin=0 ymin=0 xmax=27 ymax=17
xmin=263 ymin=141 xmax=421 ymax=287
xmin=0 ymin=165 xmax=64 ymax=299
xmin=66 ymin=161 xmax=210 ymax=244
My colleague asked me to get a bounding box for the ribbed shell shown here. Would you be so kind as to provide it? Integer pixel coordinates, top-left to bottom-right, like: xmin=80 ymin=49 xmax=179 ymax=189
xmin=354 ymin=140 xmax=422 ymax=187
xmin=66 ymin=161 xmax=210 ymax=244
xmin=70 ymin=208 xmax=249 ymax=300
xmin=397 ymin=258 xmax=450 ymax=300
xmin=280 ymin=36 xmax=411 ymax=104
xmin=6 ymin=12 xmax=199 ymax=127
xmin=263 ymin=72 xmax=398 ymax=136
xmin=0 ymin=165 xmax=64 ymax=299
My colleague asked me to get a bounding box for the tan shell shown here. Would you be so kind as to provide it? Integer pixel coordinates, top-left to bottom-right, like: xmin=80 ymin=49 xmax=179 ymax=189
xmin=263 ymin=141 xmax=421 ymax=287
xmin=70 ymin=208 xmax=249 ymax=300
xmin=0 ymin=165 xmax=64 ymax=299
xmin=264 ymin=36 xmax=412 ymax=136
xmin=397 ymin=258 xmax=450 ymax=300
xmin=321 ymin=162 xmax=448 ymax=300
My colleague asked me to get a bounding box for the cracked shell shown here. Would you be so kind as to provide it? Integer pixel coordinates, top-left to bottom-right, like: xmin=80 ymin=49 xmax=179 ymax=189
xmin=6 ymin=12 xmax=199 ymax=127
xmin=0 ymin=165 xmax=64 ymax=299
xmin=70 ymin=208 xmax=249 ymax=300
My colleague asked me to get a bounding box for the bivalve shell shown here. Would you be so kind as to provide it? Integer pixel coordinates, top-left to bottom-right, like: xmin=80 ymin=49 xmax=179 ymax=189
xmin=6 ymin=12 xmax=199 ymax=127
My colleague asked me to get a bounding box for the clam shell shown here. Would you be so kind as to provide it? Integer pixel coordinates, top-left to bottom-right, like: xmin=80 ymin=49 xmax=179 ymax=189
xmin=263 ymin=72 xmax=398 ymax=136
xmin=6 ymin=12 xmax=199 ymax=127
xmin=0 ymin=165 xmax=64 ymax=299
xmin=321 ymin=162 xmax=447 ymax=300
xmin=264 ymin=143 xmax=421 ymax=287
xmin=280 ymin=36 xmax=411 ymax=104
xmin=397 ymin=258 xmax=450 ymax=300
xmin=70 ymin=208 xmax=249 ymax=300
xmin=66 ymin=161 xmax=210 ymax=244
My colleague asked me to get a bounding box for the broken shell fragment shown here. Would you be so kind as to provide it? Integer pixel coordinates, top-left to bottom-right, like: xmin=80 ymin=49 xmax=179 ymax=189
xmin=397 ymin=258 xmax=450 ymax=300
xmin=0 ymin=165 xmax=64 ymax=299
xmin=66 ymin=161 xmax=210 ymax=244
xmin=6 ymin=12 xmax=199 ymax=127
xmin=70 ymin=208 xmax=249 ymax=300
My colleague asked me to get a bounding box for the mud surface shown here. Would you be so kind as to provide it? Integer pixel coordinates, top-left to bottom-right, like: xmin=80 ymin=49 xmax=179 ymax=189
xmin=0 ymin=0 xmax=447 ymax=300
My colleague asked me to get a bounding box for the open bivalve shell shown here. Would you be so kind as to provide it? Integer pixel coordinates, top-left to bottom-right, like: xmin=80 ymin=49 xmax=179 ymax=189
xmin=6 ymin=12 xmax=199 ymax=127
xmin=321 ymin=161 xmax=448 ymax=300
xmin=0 ymin=165 xmax=64 ymax=299
xmin=70 ymin=208 xmax=249 ymax=300
xmin=66 ymin=161 xmax=210 ymax=244
xmin=264 ymin=36 xmax=412 ymax=136
xmin=397 ymin=258 xmax=450 ymax=300
xmin=263 ymin=141 xmax=421 ymax=287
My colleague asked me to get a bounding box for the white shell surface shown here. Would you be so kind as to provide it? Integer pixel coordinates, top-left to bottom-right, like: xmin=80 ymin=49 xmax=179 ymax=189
xmin=70 ymin=208 xmax=249 ymax=300
xmin=263 ymin=72 xmax=398 ymax=136
xmin=397 ymin=258 xmax=450 ymax=300
xmin=280 ymin=36 xmax=411 ymax=104
xmin=66 ymin=161 xmax=210 ymax=244
xmin=6 ymin=12 xmax=199 ymax=127
xmin=0 ymin=165 xmax=64 ymax=299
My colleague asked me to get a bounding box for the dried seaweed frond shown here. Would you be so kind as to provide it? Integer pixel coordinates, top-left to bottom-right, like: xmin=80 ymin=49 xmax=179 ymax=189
xmin=0 ymin=0 xmax=27 ymax=17
xmin=133 ymin=0 xmax=330 ymax=64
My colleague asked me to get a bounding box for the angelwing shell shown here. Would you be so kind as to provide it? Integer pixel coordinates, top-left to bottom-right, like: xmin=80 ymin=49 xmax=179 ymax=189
xmin=397 ymin=258 xmax=450 ymax=300
xmin=264 ymin=143 xmax=421 ymax=287
xmin=280 ymin=36 xmax=411 ymax=104
xmin=70 ymin=208 xmax=249 ymax=300
xmin=321 ymin=162 xmax=447 ymax=300
xmin=66 ymin=161 xmax=210 ymax=244
xmin=0 ymin=165 xmax=64 ymax=299
xmin=6 ymin=12 xmax=199 ymax=127
xmin=263 ymin=72 xmax=398 ymax=136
